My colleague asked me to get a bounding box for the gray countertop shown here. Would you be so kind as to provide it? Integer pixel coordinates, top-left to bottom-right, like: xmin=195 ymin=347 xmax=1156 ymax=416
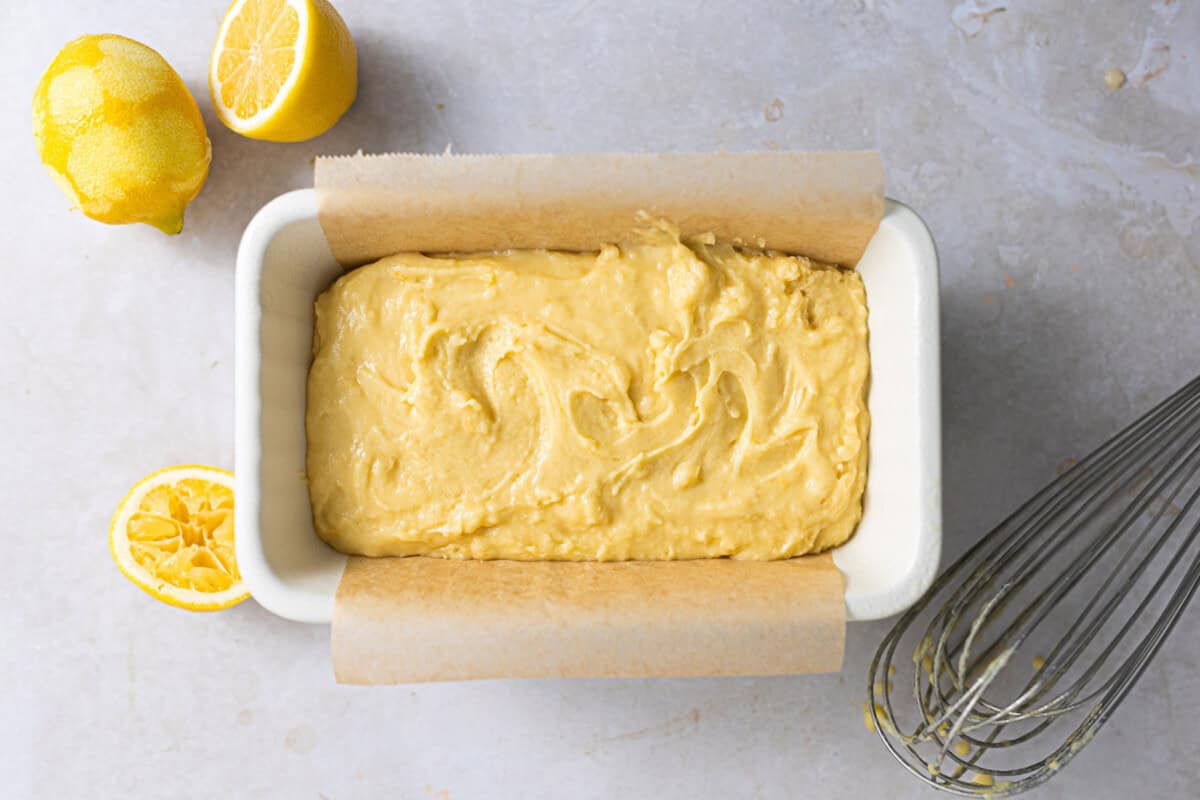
xmin=2 ymin=1 xmax=1197 ymax=797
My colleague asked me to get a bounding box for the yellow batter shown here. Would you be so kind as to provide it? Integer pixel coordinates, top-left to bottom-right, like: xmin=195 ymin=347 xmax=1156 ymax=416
xmin=306 ymin=221 xmax=869 ymax=560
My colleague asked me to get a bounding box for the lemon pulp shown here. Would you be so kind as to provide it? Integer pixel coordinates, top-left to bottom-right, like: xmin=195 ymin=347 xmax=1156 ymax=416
xmin=110 ymin=465 xmax=248 ymax=611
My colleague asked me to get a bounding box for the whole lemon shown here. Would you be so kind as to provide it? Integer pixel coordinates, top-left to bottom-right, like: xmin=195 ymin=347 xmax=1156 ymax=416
xmin=32 ymin=34 xmax=211 ymax=234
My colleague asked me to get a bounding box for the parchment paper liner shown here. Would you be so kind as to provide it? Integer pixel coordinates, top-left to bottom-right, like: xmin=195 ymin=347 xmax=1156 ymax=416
xmin=314 ymin=151 xmax=883 ymax=683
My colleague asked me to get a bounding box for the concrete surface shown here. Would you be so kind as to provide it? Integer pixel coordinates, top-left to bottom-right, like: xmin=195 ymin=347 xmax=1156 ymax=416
xmin=2 ymin=0 xmax=1197 ymax=797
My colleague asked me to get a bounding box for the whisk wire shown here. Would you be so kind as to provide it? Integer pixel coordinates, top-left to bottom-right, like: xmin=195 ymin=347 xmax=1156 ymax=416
xmin=915 ymin=390 xmax=1200 ymax=736
xmin=869 ymin=375 xmax=1200 ymax=796
xmin=916 ymin=379 xmax=1200 ymax=699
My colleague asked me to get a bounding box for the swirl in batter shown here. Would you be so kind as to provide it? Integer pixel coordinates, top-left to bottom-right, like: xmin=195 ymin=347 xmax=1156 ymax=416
xmin=306 ymin=221 xmax=869 ymax=560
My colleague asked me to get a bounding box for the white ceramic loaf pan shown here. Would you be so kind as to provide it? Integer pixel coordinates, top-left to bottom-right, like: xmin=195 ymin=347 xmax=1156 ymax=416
xmin=235 ymin=189 xmax=941 ymax=623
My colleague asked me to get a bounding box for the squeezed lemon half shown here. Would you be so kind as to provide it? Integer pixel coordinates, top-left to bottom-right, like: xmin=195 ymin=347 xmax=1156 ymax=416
xmin=109 ymin=465 xmax=248 ymax=611
xmin=209 ymin=0 xmax=357 ymax=142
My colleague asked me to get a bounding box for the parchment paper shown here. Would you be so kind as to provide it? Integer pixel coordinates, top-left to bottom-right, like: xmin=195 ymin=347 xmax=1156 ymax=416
xmin=315 ymin=151 xmax=883 ymax=267
xmin=314 ymin=151 xmax=883 ymax=684
xmin=333 ymin=555 xmax=844 ymax=683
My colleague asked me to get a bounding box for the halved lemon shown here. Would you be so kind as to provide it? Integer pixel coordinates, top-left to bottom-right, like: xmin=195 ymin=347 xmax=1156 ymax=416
xmin=109 ymin=465 xmax=249 ymax=611
xmin=209 ymin=0 xmax=357 ymax=142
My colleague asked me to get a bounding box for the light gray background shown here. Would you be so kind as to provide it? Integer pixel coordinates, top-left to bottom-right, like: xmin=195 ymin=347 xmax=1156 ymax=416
xmin=2 ymin=1 xmax=1198 ymax=798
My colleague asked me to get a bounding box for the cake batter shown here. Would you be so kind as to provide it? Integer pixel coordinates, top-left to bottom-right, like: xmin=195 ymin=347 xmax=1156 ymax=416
xmin=306 ymin=221 xmax=869 ymax=560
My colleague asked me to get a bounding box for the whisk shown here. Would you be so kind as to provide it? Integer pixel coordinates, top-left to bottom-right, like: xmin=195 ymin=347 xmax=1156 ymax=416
xmin=868 ymin=374 xmax=1200 ymax=796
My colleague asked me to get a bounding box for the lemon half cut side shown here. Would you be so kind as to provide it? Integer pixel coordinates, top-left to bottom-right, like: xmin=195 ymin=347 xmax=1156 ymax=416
xmin=209 ymin=0 xmax=357 ymax=142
